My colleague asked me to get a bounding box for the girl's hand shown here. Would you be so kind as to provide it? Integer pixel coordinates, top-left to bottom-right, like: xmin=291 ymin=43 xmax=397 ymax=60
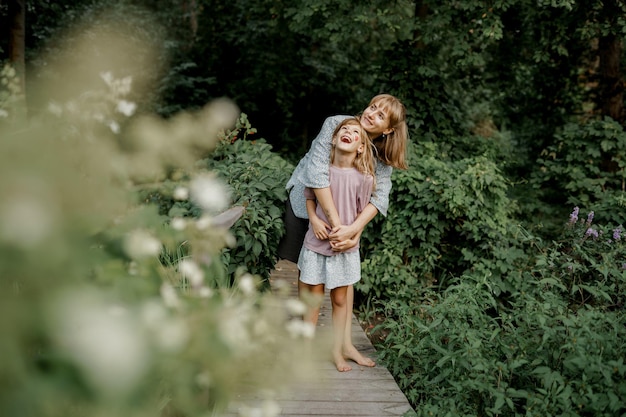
xmin=310 ymin=215 xmax=331 ymax=240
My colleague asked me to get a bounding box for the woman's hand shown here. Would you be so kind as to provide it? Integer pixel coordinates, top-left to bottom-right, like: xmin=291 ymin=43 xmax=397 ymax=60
xmin=330 ymin=237 xmax=358 ymax=252
xmin=329 ymin=223 xmax=358 ymax=243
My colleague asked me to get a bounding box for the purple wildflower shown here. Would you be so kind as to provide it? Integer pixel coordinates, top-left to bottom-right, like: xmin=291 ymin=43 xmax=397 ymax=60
xmin=613 ymin=226 xmax=622 ymax=241
xmin=623 ymin=263 xmax=626 ymax=270
xmin=569 ymin=207 xmax=579 ymax=225
xmin=585 ymin=227 xmax=599 ymax=239
xmin=586 ymin=211 xmax=594 ymax=226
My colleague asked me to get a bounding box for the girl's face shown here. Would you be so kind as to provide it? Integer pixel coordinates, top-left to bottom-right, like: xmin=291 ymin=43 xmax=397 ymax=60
xmin=361 ymin=101 xmax=393 ymax=137
xmin=335 ymin=123 xmax=364 ymax=154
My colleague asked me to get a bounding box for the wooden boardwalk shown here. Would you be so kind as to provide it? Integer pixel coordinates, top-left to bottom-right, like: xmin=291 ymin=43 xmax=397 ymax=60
xmin=223 ymin=259 xmax=415 ymax=417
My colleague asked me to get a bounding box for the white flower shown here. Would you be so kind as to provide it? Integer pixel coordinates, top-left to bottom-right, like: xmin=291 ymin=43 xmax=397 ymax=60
xmin=156 ymin=317 xmax=189 ymax=352
xmin=0 ymin=193 xmax=57 ymax=249
xmin=238 ymin=400 xmax=281 ymax=417
xmin=0 ymin=109 xmax=8 ymax=118
xmin=195 ymin=214 xmax=212 ymax=230
xmin=123 ymin=229 xmax=161 ymax=260
xmin=47 ymin=102 xmax=63 ymax=116
xmin=108 ymin=120 xmax=120 ymax=134
xmin=197 ymin=286 xmax=213 ymax=298
xmin=117 ymin=76 xmax=133 ymax=96
xmin=49 ymin=290 xmax=149 ymax=399
xmin=238 ymin=274 xmax=256 ymax=295
xmin=178 ymin=259 xmax=204 ymax=287
xmin=189 ymin=174 xmax=230 ymax=213
xmin=100 ymin=71 xmax=114 ymax=86
xmin=285 ymin=299 xmax=307 ymax=316
xmin=195 ymin=372 xmax=212 ymax=388
xmin=170 ymin=217 xmax=186 ymax=231
xmin=173 ymin=186 xmax=189 ymax=201
xmin=286 ymin=319 xmax=315 ymax=339
xmin=116 ymin=99 xmax=136 ymax=117
xmin=160 ymin=283 xmax=180 ymax=309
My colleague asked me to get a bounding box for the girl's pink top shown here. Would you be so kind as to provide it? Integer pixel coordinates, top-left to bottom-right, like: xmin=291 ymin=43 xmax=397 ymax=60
xmin=303 ymin=165 xmax=373 ymax=256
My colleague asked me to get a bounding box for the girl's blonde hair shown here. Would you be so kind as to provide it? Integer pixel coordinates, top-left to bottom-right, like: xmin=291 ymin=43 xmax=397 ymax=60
xmin=331 ymin=117 xmax=376 ymax=185
xmin=366 ymin=94 xmax=409 ymax=170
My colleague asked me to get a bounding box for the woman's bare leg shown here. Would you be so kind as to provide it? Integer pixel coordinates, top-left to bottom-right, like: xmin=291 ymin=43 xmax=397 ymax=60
xmin=342 ymin=285 xmax=375 ymax=367
xmin=330 ymin=286 xmax=352 ymax=372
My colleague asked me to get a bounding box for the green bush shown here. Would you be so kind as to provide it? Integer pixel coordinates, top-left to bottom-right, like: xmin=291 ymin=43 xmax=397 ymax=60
xmin=373 ymin=210 xmax=626 ymax=416
xmin=527 ymin=117 xmax=626 ymax=235
xmin=203 ymin=115 xmax=293 ymax=283
xmin=359 ymin=140 xmax=523 ymax=306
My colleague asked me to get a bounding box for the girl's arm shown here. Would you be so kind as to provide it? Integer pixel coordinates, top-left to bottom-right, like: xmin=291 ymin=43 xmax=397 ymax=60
xmin=306 ymin=198 xmax=331 ymax=241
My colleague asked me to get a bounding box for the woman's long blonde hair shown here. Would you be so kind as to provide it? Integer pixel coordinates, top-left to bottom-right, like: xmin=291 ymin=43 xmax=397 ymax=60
xmin=366 ymin=94 xmax=409 ymax=170
xmin=330 ymin=117 xmax=376 ymax=186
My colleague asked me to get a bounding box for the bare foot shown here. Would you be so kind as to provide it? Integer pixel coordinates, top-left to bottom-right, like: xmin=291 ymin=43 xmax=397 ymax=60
xmin=333 ymin=352 xmax=352 ymax=372
xmin=343 ymin=345 xmax=375 ymax=367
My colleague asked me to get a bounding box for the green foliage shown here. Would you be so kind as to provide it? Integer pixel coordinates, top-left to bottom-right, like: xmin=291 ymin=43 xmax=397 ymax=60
xmin=533 ymin=118 xmax=626 ymax=227
xmin=535 ymin=206 xmax=626 ymax=310
xmin=360 ymin=139 xmax=521 ymax=305
xmin=204 ymin=115 xmax=293 ymax=283
xmin=371 ymin=210 xmax=626 ymax=416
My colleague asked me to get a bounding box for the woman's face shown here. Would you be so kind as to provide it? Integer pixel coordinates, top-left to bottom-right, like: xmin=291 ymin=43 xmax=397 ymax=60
xmin=361 ymin=102 xmax=393 ymax=138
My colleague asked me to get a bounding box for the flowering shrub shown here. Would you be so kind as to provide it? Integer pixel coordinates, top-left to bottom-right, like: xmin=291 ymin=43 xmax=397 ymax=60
xmin=0 ymin=26 xmax=311 ymax=417
xmin=374 ymin=207 xmax=626 ymax=416
xmin=536 ymin=206 xmax=625 ymax=309
xmin=0 ymin=62 xmax=23 ymax=121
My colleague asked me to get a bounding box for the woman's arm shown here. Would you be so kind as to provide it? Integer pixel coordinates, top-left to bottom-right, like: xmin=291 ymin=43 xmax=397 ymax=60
xmin=299 ymin=116 xmax=347 ymax=228
xmin=329 ymin=203 xmax=377 ymax=251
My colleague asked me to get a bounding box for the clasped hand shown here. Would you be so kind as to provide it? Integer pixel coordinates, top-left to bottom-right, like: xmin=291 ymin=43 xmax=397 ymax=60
xmin=310 ymin=216 xmax=358 ymax=252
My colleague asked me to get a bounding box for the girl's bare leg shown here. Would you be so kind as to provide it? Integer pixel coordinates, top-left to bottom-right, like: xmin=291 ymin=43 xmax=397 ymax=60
xmin=330 ymin=286 xmax=352 ymax=372
xmin=299 ymin=280 xmax=324 ymax=326
xmin=342 ymin=285 xmax=375 ymax=367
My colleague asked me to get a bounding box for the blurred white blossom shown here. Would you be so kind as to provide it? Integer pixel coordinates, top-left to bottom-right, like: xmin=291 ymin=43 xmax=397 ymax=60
xmin=195 ymin=214 xmax=212 ymax=230
xmin=0 ymin=192 xmax=57 ymax=249
xmin=178 ymin=259 xmax=204 ymax=287
xmin=238 ymin=400 xmax=281 ymax=417
xmin=197 ymin=286 xmax=213 ymax=298
xmin=156 ymin=317 xmax=189 ymax=352
xmin=107 ymin=120 xmax=120 ymax=134
xmin=173 ymin=186 xmax=189 ymax=201
xmin=49 ymin=290 xmax=149 ymax=399
xmin=170 ymin=217 xmax=186 ymax=231
xmin=160 ymin=283 xmax=180 ymax=309
xmin=190 ymin=174 xmax=230 ymax=213
xmin=285 ymin=299 xmax=307 ymax=316
xmin=238 ymin=274 xmax=256 ymax=295
xmin=116 ymin=99 xmax=136 ymax=117
xmin=286 ymin=319 xmax=315 ymax=339
xmin=124 ymin=229 xmax=161 ymax=260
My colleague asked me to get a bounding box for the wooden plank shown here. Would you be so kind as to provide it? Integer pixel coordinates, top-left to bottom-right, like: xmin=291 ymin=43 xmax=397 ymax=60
xmin=221 ymin=259 xmax=414 ymax=417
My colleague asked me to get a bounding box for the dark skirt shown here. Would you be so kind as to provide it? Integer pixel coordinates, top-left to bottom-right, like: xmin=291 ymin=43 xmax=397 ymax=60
xmin=277 ymin=198 xmax=309 ymax=263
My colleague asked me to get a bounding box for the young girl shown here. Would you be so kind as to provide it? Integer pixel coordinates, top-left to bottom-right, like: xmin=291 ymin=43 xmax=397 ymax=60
xmin=278 ymin=94 xmax=408 ymax=367
xmin=297 ymin=117 xmax=376 ymax=372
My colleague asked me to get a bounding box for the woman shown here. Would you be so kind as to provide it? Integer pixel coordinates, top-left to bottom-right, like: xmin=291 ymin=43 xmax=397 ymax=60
xmin=278 ymin=94 xmax=408 ymax=367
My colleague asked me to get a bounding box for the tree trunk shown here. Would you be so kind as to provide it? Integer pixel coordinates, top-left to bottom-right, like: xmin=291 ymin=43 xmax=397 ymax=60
xmin=598 ymin=34 xmax=624 ymax=123
xmin=8 ymin=0 xmax=27 ymax=119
